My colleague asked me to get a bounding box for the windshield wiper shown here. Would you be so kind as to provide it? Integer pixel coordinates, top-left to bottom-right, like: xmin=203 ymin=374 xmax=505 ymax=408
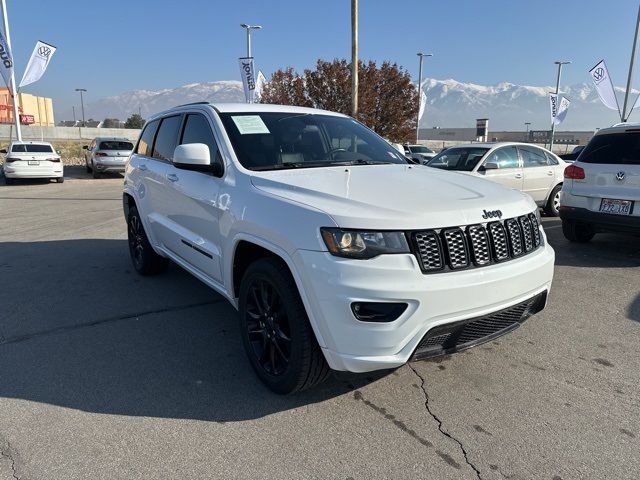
xmin=326 ymin=159 xmax=393 ymax=166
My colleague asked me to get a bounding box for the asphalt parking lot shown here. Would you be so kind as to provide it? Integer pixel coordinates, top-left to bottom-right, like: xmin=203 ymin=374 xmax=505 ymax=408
xmin=1 ymin=167 xmax=639 ymax=480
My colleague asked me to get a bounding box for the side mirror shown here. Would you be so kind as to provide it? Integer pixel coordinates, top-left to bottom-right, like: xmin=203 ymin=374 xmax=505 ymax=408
xmin=173 ymin=143 xmax=222 ymax=175
xmin=0 ymin=148 xmax=6 ymax=154
xmin=82 ymin=145 xmax=89 ymax=150
xmin=483 ymin=162 xmax=499 ymax=170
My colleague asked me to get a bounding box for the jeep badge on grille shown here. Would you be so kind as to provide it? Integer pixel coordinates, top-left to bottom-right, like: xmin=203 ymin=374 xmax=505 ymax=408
xmin=482 ymin=209 xmax=503 ymax=220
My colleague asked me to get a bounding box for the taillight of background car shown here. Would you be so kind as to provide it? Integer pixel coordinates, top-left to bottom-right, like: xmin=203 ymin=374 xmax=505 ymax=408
xmin=564 ymin=164 xmax=585 ymax=180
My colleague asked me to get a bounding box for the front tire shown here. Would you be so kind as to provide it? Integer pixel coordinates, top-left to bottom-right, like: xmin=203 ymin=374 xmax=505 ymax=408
xmin=562 ymin=220 xmax=595 ymax=243
xmin=544 ymin=184 xmax=562 ymax=217
xmin=239 ymin=258 xmax=330 ymax=394
xmin=56 ymin=177 xmax=64 ymax=183
xmin=127 ymin=206 xmax=168 ymax=275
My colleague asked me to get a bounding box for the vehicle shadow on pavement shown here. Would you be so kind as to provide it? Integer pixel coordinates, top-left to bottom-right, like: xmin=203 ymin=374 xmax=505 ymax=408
xmin=0 ymin=239 xmax=384 ymax=421
xmin=546 ymin=227 xmax=640 ymax=269
xmin=627 ymin=293 xmax=640 ymax=323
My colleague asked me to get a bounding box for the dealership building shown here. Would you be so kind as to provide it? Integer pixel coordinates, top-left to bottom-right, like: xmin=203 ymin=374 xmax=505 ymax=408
xmin=0 ymin=87 xmax=54 ymax=127
xmin=419 ymin=127 xmax=595 ymax=146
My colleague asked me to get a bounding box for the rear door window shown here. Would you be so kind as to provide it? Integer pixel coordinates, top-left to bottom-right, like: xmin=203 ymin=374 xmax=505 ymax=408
xmin=99 ymin=141 xmax=134 ymax=150
xmin=152 ymin=115 xmax=182 ymax=162
xmin=520 ymin=146 xmax=548 ymax=168
xmin=579 ymin=132 xmax=640 ymax=165
xmin=135 ymin=120 xmax=159 ymax=157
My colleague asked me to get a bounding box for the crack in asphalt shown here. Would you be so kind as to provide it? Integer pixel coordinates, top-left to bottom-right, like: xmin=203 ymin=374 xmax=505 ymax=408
xmin=409 ymin=364 xmax=482 ymax=479
xmin=0 ymin=441 xmax=19 ymax=480
xmin=0 ymin=299 xmax=224 ymax=347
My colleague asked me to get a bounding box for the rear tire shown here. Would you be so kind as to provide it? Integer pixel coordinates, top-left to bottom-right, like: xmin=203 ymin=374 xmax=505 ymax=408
xmin=239 ymin=257 xmax=330 ymax=394
xmin=544 ymin=184 xmax=562 ymax=217
xmin=56 ymin=177 xmax=64 ymax=183
xmin=127 ymin=206 xmax=169 ymax=275
xmin=86 ymin=160 xmax=92 ymax=173
xmin=562 ymin=220 xmax=595 ymax=243
xmin=92 ymin=163 xmax=100 ymax=179
xmin=4 ymin=176 xmax=13 ymax=185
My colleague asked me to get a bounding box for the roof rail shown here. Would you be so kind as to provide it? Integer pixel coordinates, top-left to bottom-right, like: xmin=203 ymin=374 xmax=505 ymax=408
xmin=175 ymin=101 xmax=211 ymax=107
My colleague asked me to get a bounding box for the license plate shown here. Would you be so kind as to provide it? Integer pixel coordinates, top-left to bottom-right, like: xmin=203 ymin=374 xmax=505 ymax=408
xmin=599 ymin=198 xmax=633 ymax=215
xmin=28 ymin=160 xmax=39 ymax=165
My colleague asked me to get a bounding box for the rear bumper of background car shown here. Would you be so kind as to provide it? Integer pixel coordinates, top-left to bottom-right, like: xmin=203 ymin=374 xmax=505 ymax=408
xmin=94 ymin=158 xmax=127 ymax=172
xmin=3 ymin=164 xmax=63 ymax=178
xmin=560 ymin=206 xmax=640 ymax=235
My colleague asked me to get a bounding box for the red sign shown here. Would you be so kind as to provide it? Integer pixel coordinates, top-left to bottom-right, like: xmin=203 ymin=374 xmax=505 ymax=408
xmin=20 ymin=114 xmax=35 ymax=125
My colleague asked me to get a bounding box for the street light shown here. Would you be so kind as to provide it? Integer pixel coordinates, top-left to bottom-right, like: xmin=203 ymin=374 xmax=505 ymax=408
xmin=549 ymin=61 xmax=570 ymax=150
xmin=240 ymin=23 xmax=261 ymax=58
xmin=416 ymin=52 xmax=433 ymax=143
xmin=75 ymin=88 xmax=87 ymax=127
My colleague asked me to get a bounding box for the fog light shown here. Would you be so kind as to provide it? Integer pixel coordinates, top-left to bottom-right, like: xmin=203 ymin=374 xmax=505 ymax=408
xmin=351 ymin=302 xmax=408 ymax=322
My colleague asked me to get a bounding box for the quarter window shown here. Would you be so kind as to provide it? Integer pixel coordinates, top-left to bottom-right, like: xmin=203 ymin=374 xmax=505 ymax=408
xmin=135 ymin=120 xmax=159 ymax=157
xmin=152 ymin=115 xmax=182 ymax=162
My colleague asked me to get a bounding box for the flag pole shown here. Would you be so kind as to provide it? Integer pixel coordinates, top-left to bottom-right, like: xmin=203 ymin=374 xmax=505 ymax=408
xmin=0 ymin=0 xmax=21 ymax=141
xmin=622 ymin=4 xmax=640 ymax=122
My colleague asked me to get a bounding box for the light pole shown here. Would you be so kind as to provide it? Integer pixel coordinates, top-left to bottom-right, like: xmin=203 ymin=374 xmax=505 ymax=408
xmin=622 ymin=4 xmax=640 ymax=122
xmin=549 ymin=61 xmax=570 ymax=151
xmin=240 ymin=23 xmax=261 ymax=58
xmin=75 ymin=88 xmax=87 ymax=127
xmin=1 ymin=0 xmax=21 ymax=141
xmin=351 ymin=0 xmax=358 ymax=118
xmin=416 ymin=52 xmax=433 ymax=143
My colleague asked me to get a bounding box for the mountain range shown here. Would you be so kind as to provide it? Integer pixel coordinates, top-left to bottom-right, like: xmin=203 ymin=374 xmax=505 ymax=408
xmin=57 ymin=78 xmax=637 ymax=131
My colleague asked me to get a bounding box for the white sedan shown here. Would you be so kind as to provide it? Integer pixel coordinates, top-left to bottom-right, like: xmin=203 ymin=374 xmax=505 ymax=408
xmin=2 ymin=141 xmax=63 ymax=184
xmin=426 ymin=142 xmax=568 ymax=216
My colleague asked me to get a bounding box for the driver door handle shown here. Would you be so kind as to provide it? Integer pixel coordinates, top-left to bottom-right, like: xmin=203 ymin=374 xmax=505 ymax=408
xmin=138 ymin=164 xmax=148 ymax=171
xmin=166 ymin=173 xmax=179 ymax=182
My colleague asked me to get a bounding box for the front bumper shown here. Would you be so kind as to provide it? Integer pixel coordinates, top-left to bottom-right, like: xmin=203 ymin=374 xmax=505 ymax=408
xmin=560 ymin=206 xmax=640 ymax=235
xmin=294 ymin=240 xmax=555 ymax=373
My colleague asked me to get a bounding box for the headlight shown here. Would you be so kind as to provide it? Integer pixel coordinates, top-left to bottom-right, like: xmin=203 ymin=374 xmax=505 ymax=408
xmin=320 ymin=228 xmax=410 ymax=259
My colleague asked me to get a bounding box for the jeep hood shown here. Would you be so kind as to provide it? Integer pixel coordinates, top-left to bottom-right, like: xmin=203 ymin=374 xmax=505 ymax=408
xmin=250 ymin=165 xmax=536 ymax=229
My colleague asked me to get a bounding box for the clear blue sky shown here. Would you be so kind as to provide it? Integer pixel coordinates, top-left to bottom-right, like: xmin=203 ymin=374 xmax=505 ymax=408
xmin=4 ymin=0 xmax=639 ymax=116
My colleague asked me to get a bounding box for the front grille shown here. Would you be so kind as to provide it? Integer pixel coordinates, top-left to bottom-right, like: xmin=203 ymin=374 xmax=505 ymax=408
xmin=411 ymin=211 xmax=542 ymax=274
xmin=411 ymin=291 xmax=547 ymax=360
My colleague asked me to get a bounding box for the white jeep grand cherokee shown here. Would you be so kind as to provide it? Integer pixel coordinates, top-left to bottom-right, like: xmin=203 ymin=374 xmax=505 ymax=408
xmin=123 ymin=103 xmax=555 ymax=393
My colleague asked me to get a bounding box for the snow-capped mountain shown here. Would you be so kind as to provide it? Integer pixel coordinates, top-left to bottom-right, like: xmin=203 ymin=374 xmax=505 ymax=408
xmin=58 ymin=78 xmax=635 ymax=131
xmin=59 ymin=81 xmax=245 ymax=122
xmin=421 ymin=78 xmax=634 ymax=131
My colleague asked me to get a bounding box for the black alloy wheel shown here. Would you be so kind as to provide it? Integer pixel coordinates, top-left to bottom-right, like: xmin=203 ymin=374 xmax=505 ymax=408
xmin=244 ymin=277 xmax=292 ymax=376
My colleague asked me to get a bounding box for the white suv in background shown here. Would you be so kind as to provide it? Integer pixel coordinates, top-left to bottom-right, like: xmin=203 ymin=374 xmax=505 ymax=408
xmin=2 ymin=141 xmax=63 ymax=184
xmin=426 ymin=142 xmax=567 ymax=216
xmin=560 ymin=124 xmax=640 ymax=241
xmin=123 ymin=103 xmax=555 ymax=393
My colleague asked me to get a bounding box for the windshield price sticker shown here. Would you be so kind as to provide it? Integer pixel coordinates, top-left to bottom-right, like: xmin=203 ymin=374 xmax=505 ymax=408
xmin=231 ymin=115 xmax=270 ymax=135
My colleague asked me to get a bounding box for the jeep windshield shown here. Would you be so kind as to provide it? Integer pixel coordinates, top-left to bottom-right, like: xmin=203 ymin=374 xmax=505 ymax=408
xmin=426 ymin=147 xmax=490 ymax=171
xmin=218 ymin=112 xmax=408 ymax=171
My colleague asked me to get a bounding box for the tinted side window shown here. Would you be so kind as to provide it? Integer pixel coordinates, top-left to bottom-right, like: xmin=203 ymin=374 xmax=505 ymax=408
xmin=485 ymin=146 xmax=520 ymax=169
xmin=580 ymin=133 xmax=640 ymax=165
xmin=180 ymin=114 xmax=219 ymax=161
xmin=153 ymin=115 xmax=182 ymax=161
xmin=520 ymin=146 xmax=548 ymax=168
xmin=136 ymin=120 xmax=159 ymax=157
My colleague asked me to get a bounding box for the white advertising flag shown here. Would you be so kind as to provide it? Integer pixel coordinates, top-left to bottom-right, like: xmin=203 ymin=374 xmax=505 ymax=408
xmin=19 ymin=41 xmax=56 ymax=88
xmin=549 ymin=92 xmax=558 ymax=124
xmin=418 ymin=89 xmax=427 ymax=121
xmin=588 ymin=60 xmax=620 ymax=112
xmin=253 ymin=70 xmax=267 ymax=102
xmin=238 ymin=57 xmax=256 ymax=103
xmin=0 ymin=30 xmax=14 ymax=89
xmin=554 ymin=96 xmax=571 ymax=125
